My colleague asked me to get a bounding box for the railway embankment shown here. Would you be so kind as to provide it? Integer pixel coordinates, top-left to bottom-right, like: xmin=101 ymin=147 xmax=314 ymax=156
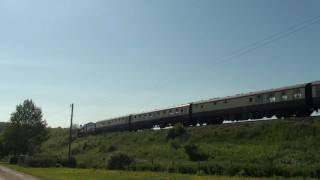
xmin=39 ymin=117 xmax=320 ymax=178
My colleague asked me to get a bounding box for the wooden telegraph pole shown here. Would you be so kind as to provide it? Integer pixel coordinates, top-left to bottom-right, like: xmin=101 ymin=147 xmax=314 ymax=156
xmin=68 ymin=103 xmax=74 ymax=162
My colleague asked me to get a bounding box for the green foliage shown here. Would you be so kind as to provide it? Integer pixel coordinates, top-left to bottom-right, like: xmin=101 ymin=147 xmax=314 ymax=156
xmin=17 ymin=155 xmax=58 ymax=167
xmin=3 ymin=99 xmax=47 ymax=155
xmin=169 ymin=140 xmax=181 ymax=150
xmin=166 ymin=123 xmax=188 ymax=140
xmin=9 ymin=155 xmax=19 ymax=164
xmin=107 ymin=152 xmax=133 ymax=170
xmin=3 ymin=164 xmax=276 ymax=180
xmin=58 ymin=157 xmax=77 ymax=168
xmin=107 ymin=145 xmax=117 ymax=152
xmin=0 ymin=122 xmax=7 ymax=133
xmin=37 ymin=117 xmax=320 ymax=178
xmin=99 ymin=144 xmax=117 ymax=153
xmin=184 ymin=144 xmax=208 ymax=161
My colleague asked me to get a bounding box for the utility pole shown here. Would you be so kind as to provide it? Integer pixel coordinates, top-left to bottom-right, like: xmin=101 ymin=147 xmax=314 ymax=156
xmin=68 ymin=103 xmax=74 ymax=162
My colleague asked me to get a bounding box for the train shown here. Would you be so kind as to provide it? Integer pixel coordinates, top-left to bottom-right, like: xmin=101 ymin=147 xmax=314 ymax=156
xmin=78 ymin=81 xmax=320 ymax=136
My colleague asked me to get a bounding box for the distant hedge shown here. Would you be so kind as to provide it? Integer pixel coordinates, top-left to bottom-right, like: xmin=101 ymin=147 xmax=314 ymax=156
xmin=17 ymin=155 xmax=58 ymax=167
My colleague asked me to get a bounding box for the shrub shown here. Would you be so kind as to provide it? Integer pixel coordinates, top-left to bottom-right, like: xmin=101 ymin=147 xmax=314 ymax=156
xmin=199 ymin=162 xmax=224 ymax=175
xmin=99 ymin=144 xmax=117 ymax=153
xmin=107 ymin=145 xmax=117 ymax=152
xmin=9 ymin=156 xmax=18 ymax=164
xmin=107 ymin=152 xmax=133 ymax=170
xmin=177 ymin=164 xmax=197 ymax=174
xmin=59 ymin=157 xmax=77 ymax=168
xmin=169 ymin=140 xmax=181 ymax=150
xmin=17 ymin=155 xmax=57 ymax=167
xmin=130 ymin=161 xmax=164 ymax=172
xmin=184 ymin=144 xmax=208 ymax=161
xmin=167 ymin=123 xmax=187 ymax=140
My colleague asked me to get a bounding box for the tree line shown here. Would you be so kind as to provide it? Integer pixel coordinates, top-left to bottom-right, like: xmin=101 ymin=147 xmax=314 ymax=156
xmin=0 ymin=99 xmax=47 ymax=157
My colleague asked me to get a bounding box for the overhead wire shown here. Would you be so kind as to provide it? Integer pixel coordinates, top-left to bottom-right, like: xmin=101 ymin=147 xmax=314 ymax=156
xmin=210 ymin=15 xmax=320 ymax=66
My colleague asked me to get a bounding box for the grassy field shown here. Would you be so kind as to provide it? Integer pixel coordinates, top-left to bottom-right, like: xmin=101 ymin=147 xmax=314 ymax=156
xmin=3 ymin=164 xmax=310 ymax=180
xmin=37 ymin=117 xmax=320 ymax=178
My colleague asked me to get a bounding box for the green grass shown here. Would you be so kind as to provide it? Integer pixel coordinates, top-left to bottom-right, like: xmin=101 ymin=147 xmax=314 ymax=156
xmin=3 ymin=164 xmax=306 ymax=180
xmin=37 ymin=117 xmax=320 ymax=178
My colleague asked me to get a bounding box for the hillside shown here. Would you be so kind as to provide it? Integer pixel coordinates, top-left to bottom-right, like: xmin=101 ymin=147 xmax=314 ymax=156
xmin=39 ymin=117 xmax=320 ymax=178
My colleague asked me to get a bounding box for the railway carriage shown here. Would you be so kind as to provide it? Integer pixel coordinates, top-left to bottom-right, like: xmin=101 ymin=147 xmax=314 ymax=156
xmin=312 ymin=81 xmax=320 ymax=109
xmin=96 ymin=115 xmax=130 ymax=133
xmin=78 ymin=81 xmax=320 ymax=135
xmin=130 ymin=104 xmax=190 ymax=130
xmin=192 ymin=83 xmax=313 ymax=124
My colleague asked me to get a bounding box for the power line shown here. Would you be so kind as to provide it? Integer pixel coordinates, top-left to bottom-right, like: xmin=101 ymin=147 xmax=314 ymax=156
xmin=211 ymin=15 xmax=320 ymax=66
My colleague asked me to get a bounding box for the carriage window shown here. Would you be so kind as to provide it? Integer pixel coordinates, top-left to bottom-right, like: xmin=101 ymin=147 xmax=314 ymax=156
xmin=213 ymin=102 xmax=217 ymax=105
xmin=268 ymin=94 xmax=276 ymax=102
xmin=293 ymin=90 xmax=302 ymax=99
xmin=200 ymin=105 xmax=204 ymax=108
xmin=249 ymin=97 xmax=253 ymax=102
xmin=181 ymin=109 xmax=183 ymax=113
xmin=176 ymin=108 xmax=179 ymax=113
xmin=256 ymin=95 xmax=263 ymax=103
xmin=281 ymin=92 xmax=288 ymax=101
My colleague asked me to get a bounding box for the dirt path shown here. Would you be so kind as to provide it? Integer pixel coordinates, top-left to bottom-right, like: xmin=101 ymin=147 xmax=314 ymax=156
xmin=0 ymin=165 xmax=40 ymax=180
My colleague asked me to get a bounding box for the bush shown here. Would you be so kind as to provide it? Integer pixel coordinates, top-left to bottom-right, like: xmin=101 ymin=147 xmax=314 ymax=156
xmin=167 ymin=123 xmax=187 ymax=140
xmin=130 ymin=161 xmax=164 ymax=172
xmin=17 ymin=155 xmax=57 ymax=167
xmin=184 ymin=144 xmax=208 ymax=161
xmin=99 ymin=144 xmax=117 ymax=153
xmin=107 ymin=152 xmax=133 ymax=170
xmin=177 ymin=164 xmax=197 ymax=174
xmin=59 ymin=157 xmax=77 ymax=168
xmin=107 ymin=145 xmax=117 ymax=152
xmin=199 ymin=163 xmax=224 ymax=175
xmin=9 ymin=156 xmax=18 ymax=164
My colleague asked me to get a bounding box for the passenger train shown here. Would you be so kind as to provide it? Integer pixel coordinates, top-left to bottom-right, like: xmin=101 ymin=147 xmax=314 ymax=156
xmin=78 ymin=81 xmax=320 ymax=136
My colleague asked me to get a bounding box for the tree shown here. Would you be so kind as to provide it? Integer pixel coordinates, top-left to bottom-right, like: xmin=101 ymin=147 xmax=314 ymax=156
xmin=3 ymin=99 xmax=47 ymax=155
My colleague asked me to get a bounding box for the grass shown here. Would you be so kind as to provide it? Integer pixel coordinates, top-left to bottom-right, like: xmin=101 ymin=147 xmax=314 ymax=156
xmin=2 ymin=164 xmax=308 ymax=180
xmin=37 ymin=117 xmax=320 ymax=178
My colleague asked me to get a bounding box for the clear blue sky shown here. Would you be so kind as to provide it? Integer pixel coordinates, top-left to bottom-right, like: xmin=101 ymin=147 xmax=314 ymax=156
xmin=0 ymin=0 xmax=319 ymax=127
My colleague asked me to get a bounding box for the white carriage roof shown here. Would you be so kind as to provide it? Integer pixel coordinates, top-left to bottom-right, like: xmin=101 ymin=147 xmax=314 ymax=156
xmin=312 ymin=81 xmax=320 ymax=85
xmin=193 ymin=82 xmax=307 ymax=104
xmin=95 ymin=103 xmax=190 ymax=124
xmin=131 ymin=103 xmax=190 ymax=116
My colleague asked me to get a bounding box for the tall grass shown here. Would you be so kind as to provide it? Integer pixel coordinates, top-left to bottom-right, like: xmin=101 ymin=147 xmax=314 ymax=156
xmin=39 ymin=117 xmax=320 ymax=178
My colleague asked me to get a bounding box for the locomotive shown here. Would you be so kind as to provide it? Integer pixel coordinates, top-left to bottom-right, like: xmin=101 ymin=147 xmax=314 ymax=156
xmin=78 ymin=81 xmax=320 ymax=136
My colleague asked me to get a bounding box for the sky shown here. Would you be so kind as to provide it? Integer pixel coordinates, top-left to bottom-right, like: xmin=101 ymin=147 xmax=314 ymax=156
xmin=0 ymin=0 xmax=319 ymax=127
